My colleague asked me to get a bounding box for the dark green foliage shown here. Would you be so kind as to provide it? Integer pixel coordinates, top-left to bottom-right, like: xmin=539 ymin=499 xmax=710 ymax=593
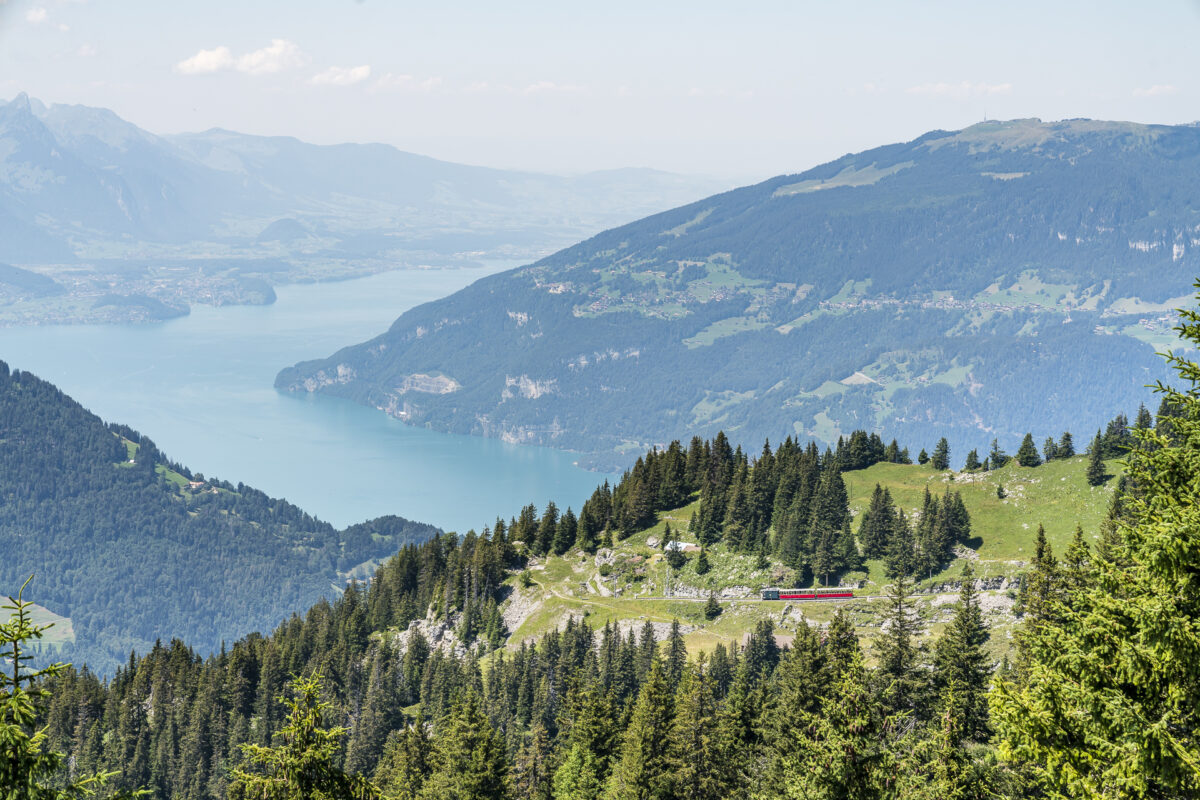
xmin=1086 ymin=431 xmax=1109 ymax=486
xmin=930 ymin=437 xmax=950 ymax=470
xmin=988 ymin=438 xmax=1009 ymax=468
xmin=694 ymin=548 xmax=710 ymax=575
xmin=1 ymin=578 xmax=142 ymax=800
xmin=1015 ymin=433 xmax=1042 ymax=467
xmin=963 ymin=448 xmax=982 ymax=471
xmin=421 ymin=693 xmax=511 ymax=800
xmin=917 ymin=448 xmax=929 ymax=465
xmin=0 ymin=363 xmax=438 ymax=675
xmin=873 ymin=574 xmax=923 ymax=718
xmin=993 ymin=282 xmax=1200 ymax=798
xmin=703 ymin=595 xmax=721 ymax=621
xmin=930 ymin=564 xmax=991 ymax=742
xmin=229 ymin=673 xmax=378 ymax=800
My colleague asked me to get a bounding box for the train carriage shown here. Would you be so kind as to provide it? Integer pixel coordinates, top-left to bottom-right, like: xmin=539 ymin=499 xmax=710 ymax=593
xmin=760 ymin=586 xmax=854 ymax=600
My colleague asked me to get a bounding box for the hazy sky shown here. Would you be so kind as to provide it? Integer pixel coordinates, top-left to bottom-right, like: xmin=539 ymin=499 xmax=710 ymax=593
xmin=2 ymin=0 xmax=1198 ymax=179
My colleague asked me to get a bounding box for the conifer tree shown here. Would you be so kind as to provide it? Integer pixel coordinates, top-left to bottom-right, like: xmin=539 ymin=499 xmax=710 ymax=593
xmin=665 ymin=620 xmax=687 ymax=690
xmin=1086 ymin=430 xmax=1108 ymax=486
xmin=1042 ymin=436 xmax=1058 ymax=463
xmin=989 ymin=438 xmax=1009 ymax=468
xmin=930 ymin=563 xmax=991 ymax=741
xmin=536 ymin=502 xmax=559 ymax=556
xmin=1057 ymin=430 xmax=1075 ymax=458
xmin=1015 ymin=433 xmax=1042 ymax=467
xmin=421 ymin=692 xmax=510 ymax=800
xmin=930 ymin=437 xmax=950 ymax=470
xmin=605 ymin=661 xmax=675 ymax=800
xmin=694 ymin=547 xmax=710 ymax=575
xmin=892 ymin=684 xmax=976 ymax=800
xmin=873 ymin=573 xmax=922 ymax=718
xmin=667 ymin=659 xmax=722 ymax=800
xmin=963 ymin=448 xmax=982 ymax=472
xmin=374 ymin=717 xmax=431 ymax=800
xmin=993 ymin=290 xmax=1200 ymax=797
xmin=884 ymin=510 xmax=916 ymax=579
xmin=554 ymin=507 xmax=578 ymax=555
xmin=230 ymin=673 xmax=379 ymax=800
xmin=1 ymin=579 xmax=143 ymax=800
xmin=918 ymin=448 xmax=929 ymax=465
xmin=759 ymin=648 xmax=886 ymax=800
xmin=703 ymin=594 xmax=721 ymax=621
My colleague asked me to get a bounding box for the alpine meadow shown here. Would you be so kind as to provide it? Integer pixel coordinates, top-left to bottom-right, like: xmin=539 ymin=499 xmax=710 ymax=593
xmin=4 ymin=4 xmax=1200 ymax=800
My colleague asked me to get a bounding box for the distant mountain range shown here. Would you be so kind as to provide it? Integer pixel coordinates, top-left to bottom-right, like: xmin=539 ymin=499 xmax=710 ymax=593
xmin=278 ymin=118 xmax=1197 ymax=468
xmin=0 ymin=93 xmax=729 ymax=267
xmin=0 ymin=360 xmax=439 ymax=676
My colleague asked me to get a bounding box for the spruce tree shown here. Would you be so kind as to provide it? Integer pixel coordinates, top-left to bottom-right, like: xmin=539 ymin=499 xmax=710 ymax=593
xmin=1057 ymin=430 xmax=1075 ymax=458
xmin=760 ymin=648 xmax=886 ymax=800
xmin=421 ymin=692 xmax=510 ymax=800
xmin=554 ymin=507 xmax=578 ymax=555
xmin=374 ymin=718 xmax=431 ymax=800
xmin=873 ymin=573 xmax=922 ymax=718
xmin=963 ymin=449 xmax=982 ymax=472
xmin=1086 ymin=430 xmax=1108 ymax=486
xmin=930 ymin=437 xmax=950 ymax=470
xmin=230 ymin=673 xmax=379 ymax=800
xmin=694 ymin=547 xmax=710 ymax=575
xmin=1 ymin=579 xmax=143 ymax=800
xmin=1042 ymin=436 xmax=1058 ymax=463
xmin=993 ymin=291 xmax=1200 ymax=797
xmin=930 ymin=563 xmax=991 ymax=741
xmin=918 ymin=448 xmax=929 ymax=465
xmin=988 ymin=438 xmax=1009 ymax=468
xmin=703 ymin=594 xmax=721 ymax=621
xmin=667 ymin=660 xmax=722 ymax=800
xmin=1015 ymin=433 xmax=1042 ymax=467
xmin=665 ymin=619 xmax=687 ymax=690
xmin=605 ymin=660 xmax=675 ymax=800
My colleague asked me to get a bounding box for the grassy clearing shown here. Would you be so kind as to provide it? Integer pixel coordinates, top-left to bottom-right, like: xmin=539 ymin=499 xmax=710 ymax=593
xmin=25 ymin=603 xmax=75 ymax=649
xmin=683 ymin=315 xmax=772 ymax=348
xmin=501 ymin=455 xmax=1116 ymax=662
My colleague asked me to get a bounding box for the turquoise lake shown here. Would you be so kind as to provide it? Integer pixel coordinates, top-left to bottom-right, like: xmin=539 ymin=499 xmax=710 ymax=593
xmin=0 ymin=265 xmax=614 ymax=532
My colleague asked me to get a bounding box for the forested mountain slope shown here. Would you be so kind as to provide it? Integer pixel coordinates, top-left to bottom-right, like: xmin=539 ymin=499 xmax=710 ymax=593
xmin=279 ymin=118 xmax=1196 ymax=468
xmin=21 ymin=402 xmax=1165 ymax=800
xmin=0 ymin=361 xmax=439 ymax=675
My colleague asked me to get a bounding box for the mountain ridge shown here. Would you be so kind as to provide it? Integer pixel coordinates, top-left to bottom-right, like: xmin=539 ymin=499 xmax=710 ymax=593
xmin=277 ymin=117 xmax=1195 ymax=468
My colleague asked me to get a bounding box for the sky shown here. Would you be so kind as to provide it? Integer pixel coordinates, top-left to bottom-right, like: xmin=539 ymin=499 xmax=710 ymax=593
xmin=1 ymin=0 xmax=1198 ymax=179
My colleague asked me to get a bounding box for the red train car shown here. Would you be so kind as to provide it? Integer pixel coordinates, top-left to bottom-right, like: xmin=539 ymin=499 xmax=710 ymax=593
xmin=760 ymin=587 xmax=854 ymax=600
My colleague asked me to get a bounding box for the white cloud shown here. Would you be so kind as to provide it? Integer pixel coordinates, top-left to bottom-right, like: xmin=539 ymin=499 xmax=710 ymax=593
xmin=522 ymin=80 xmax=583 ymax=94
xmin=175 ymin=39 xmax=307 ymax=77
xmin=176 ymin=45 xmax=235 ymax=75
xmin=371 ymin=73 xmax=442 ymax=93
xmin=77 ymin=43 xmax=97 ymax=57
xmin=236 ymin=39 xmax=306 ymax=75
xmin=906 ymin=81 xmax=1012 ymax=98
xmin=1134 ymin=84 xmax=1177 ymax=97
xmin=25 ymin=7 xmax=47 ymax=23
xmin=311 ymin=65 xmax=371 ymax=86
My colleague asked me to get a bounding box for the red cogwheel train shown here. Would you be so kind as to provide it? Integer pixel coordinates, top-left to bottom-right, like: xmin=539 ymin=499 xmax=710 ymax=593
xmin=760 ymin=587 xmax=854 ymax=600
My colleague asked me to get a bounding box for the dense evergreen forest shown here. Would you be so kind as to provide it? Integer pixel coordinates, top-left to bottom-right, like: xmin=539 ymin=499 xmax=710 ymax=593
xmin=5 ymin=348 xmax=1194 ymax=798
xmin=0 ymin=361 xmax=440 ymax=675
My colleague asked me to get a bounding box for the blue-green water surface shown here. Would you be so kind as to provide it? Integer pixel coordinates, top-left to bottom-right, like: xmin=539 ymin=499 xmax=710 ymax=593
xmin=0 ymin=265 xmax=613 ymax=532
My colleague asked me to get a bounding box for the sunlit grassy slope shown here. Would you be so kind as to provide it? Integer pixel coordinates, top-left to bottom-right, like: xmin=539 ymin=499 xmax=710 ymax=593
xmin=501 ymin=456 xmax=1121 ymax=662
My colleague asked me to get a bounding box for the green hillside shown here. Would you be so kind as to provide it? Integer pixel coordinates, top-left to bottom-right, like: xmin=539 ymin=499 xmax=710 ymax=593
xmin=0 ymin=361 xmax=440 ymax=675
xmin=499 ymin=454 xmax=1120 ymax=664
xmin=279 ymin=118 xmax=1196 ymax=469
